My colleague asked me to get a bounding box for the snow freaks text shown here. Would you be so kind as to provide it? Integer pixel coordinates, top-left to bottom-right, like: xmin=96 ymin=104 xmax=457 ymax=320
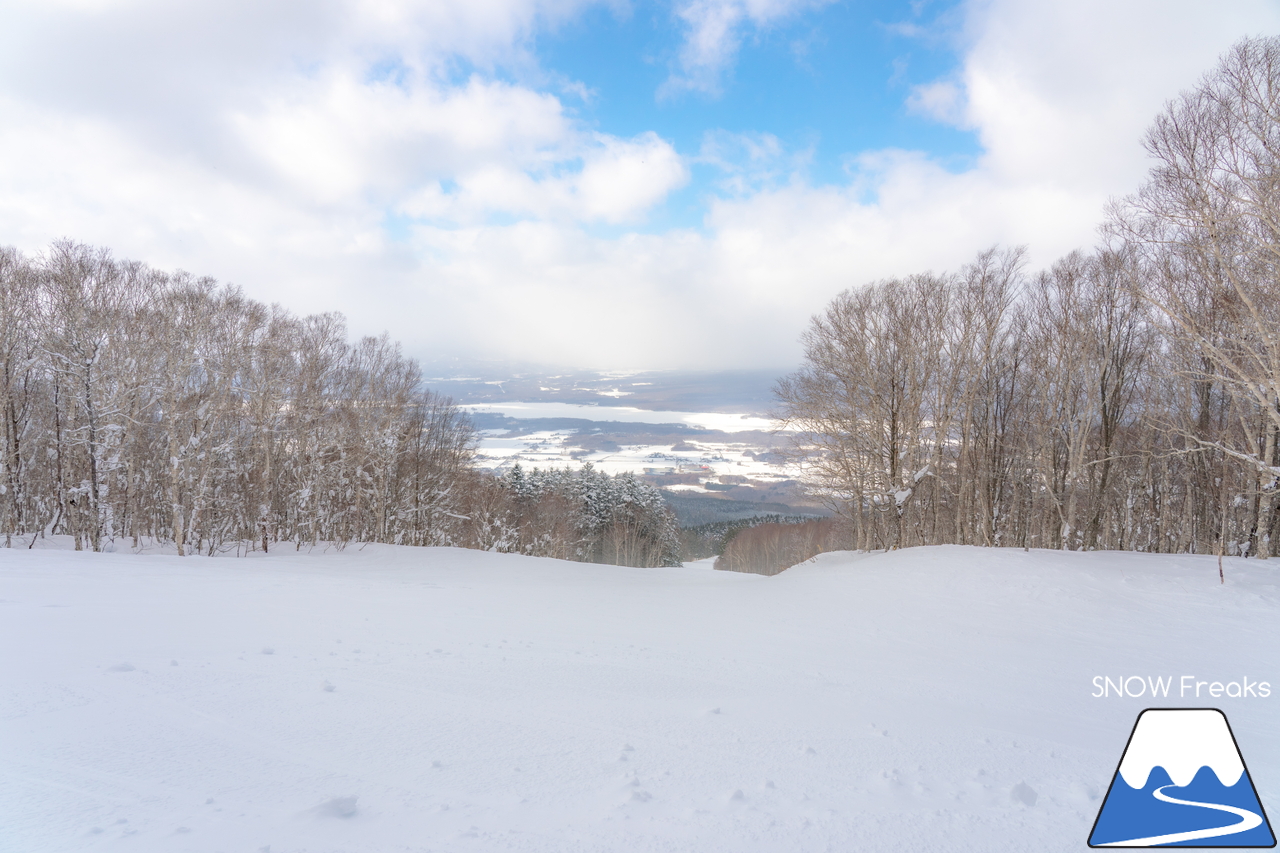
xmin=1092 ymin=676 xmax=1272 ymax=699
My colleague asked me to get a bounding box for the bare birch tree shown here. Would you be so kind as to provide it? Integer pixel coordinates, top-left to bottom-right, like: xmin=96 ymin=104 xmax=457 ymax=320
xmin=1109 ymin=35 xmax=1280 ymax=557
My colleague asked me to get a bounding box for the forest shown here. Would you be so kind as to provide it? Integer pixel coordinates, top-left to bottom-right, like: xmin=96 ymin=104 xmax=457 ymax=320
xmin=776 ymin=38 xmax=1280 ymax=558
xmin=0 ymin=243 xmax=678 ymax=564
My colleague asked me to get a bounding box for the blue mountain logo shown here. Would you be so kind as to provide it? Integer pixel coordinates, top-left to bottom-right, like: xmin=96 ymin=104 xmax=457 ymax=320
xmin=1089 ymin=708 xmax=1275 ymax=847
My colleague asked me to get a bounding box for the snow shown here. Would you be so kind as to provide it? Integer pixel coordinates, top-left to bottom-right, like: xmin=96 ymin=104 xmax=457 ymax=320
xmin=472 ymin=428 xmax=795 ymax=481
xmin=464 ymin=402 xmax=796 ymax=480
xmin=471 ymin=429 xmax=582 ymax=469
xmin=461 ymin=402 xmax=778 ymax=433
xmin=491 ymin=442 xmax=786 ymax=481
xmin=3 ymin=543 xmax=1278 ymax=852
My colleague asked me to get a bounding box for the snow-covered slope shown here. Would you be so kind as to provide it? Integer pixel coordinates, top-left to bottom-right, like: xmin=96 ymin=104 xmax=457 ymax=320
xmin=2 ymin=544 xmax=1277 ymax=852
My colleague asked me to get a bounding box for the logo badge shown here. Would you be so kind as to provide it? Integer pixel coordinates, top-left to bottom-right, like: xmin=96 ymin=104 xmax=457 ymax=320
xmin=1089 ymin=708 xmax=1275 ymax=847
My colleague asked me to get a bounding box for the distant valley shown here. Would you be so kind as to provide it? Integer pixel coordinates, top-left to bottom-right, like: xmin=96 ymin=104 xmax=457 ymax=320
xmin=423 ymin=364 xmax=829 ymax=527
xmin=422 ymin=364 xmax=786 ymax=415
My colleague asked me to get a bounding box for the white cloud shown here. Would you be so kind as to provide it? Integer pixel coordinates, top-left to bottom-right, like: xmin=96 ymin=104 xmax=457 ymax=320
xmin=0 ymin=0 xmax=685 ymax=300
xmin=661 ymin=0 xmax=834 ymax=98
xmin=573 ymin=133 xmax=689 ymax=222
xmin=394 ymin=130 xmax=687 ymax=225
xmin=696 ymin=129 xmax=814 ymax=196
xmin=905 ymin=78 xmax=967 ymax=127
xmin=235 ymin=73 xmax=577 ymax=205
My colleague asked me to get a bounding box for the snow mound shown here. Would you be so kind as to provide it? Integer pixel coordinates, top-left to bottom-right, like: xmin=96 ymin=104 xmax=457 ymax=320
xmin=314 ymin=796 xmax=358 ymax=818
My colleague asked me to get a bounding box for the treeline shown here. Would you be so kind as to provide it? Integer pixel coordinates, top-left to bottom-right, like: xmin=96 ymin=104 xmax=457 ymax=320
xmin=468 ymin=465 xmax=681 ymax=567
xmin=777 ymin=38 xmax=1280 ymax=558
xmin=679 ymin=513 xmax=825 ymax=561
xmin=0 ymin=241 xmax=476 ymax=554
xmin=0 ymin=242 xmax=680 ymax=565
xmin=714 ymin=518 xmax=848 ymax=575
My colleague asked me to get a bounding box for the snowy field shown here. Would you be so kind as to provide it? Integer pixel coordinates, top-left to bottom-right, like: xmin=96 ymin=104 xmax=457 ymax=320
xmin=460 ymin=403 xmax=777 ymax=433
xmin=3 ymin=543 xmax=1278 ymax=852
xmin=463 ymin=402 xmax=799 ymax=487
xmin=472 ymin=427 xmax=792 ymax=482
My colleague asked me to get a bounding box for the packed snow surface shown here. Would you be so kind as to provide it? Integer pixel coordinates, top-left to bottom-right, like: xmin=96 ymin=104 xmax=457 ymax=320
xmin=3 ymin=543 xmax=1278 ymax=852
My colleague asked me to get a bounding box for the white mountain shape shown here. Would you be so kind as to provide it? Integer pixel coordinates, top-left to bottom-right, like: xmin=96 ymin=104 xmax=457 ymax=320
xmin=1118 ymin=709 xmax=1245 ymax=789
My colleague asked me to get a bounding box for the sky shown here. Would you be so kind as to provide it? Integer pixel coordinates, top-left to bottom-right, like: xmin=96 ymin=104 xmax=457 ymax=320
xmin=1 ymin=0 xmax=1278 ymax=371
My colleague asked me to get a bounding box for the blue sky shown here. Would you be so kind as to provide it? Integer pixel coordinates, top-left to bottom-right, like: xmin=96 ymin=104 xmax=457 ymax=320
xmin=539 ymin=0 xmax=979 ymax=193
xmin=435 ymin=0 xmax=982 ymax=232
xmin=1 ymin=0 xmax=1278 ymax=369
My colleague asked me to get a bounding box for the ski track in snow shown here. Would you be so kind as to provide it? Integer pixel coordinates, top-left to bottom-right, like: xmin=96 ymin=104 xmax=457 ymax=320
xmin=2 ymin=542 xmax=1278 ymax=852
xmin=1097 ymin=784 xmax=1264 ymax=846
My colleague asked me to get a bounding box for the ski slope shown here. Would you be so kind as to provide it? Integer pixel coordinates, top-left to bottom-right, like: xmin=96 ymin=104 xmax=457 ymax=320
xmin=2 ymin=543 xmax=1278 ymax=852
